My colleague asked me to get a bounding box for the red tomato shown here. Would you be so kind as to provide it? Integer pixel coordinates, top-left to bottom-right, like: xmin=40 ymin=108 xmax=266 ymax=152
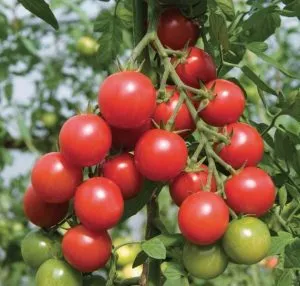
xmin=225 ymin=167 xmax=276 ymax=216
xmin=178 ymin=192 xmax=229 ymax=245
xmin=102 ymin=153 xmax=143 ymax=200
xmin=62 ymin=225 xmax=112 ymax=272
xmin=134 ymin=129 xmax=188 ymax=181
xmin=175 ymin=47 xmax=216 ymax=88
xmin=261 ymin=256 xmax=279 ymax=269
xmin=199 ymin=79 xmax=245 ymax=126
xmin=98 ymin=71 xmax=156 ymax=129
xmin=59 ymin=114 xmax=111 ymax=167
xmin=217 ymin=122 xmax=264 ymax=168
xmin=31 ymin=152 xmax=82 ymax=203
xmin=170 ymin=165 xmax=217 ymax=206
xmin=157 ymin=8 xmax=199 ymax=50
xmin=74 ymin=177 xmax=124 ymax=231
xmin=23 ymin=185 xmax=69 ymax=228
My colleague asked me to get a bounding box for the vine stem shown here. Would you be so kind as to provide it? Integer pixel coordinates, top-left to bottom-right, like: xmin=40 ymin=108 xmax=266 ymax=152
xmin=261 ymin=110 xmax=283 ymax=136
xmin=190 ymin=138 xmax=205 ymax=163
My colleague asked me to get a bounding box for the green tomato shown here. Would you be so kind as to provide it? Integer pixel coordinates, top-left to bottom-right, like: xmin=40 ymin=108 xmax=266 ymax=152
xmin=35 ymin=259 xmax=82 ymax=286
xmin=183 ymin=241 xmax=228 ymax=279
xmin=21 ymin=230 xmax=61 ymax=268
xmin=114 ymin=238 xmax=141 ymax=267
xmin=83 ymin=275 xmax=106 ymax=286
xmin=41 ymin=112 xmax=58 ymax=128
xmin=76 ymin=36 xmax=99 ymax=56
xmin=119 ymin=264 xmax=143 ymax=279
xmin=222 ymin=217 xmax=271 ymax=265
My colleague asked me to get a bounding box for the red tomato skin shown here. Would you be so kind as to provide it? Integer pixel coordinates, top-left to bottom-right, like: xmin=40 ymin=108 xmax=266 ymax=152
xmin=170 ymin=165 xmax=217 ymax=206
xmin=218 ymin=123 xmax=264 ymax=168
xmin=74 ymin=177 xmax=124 ymax=231
xmin=31 ymin=152 xmax=82 ymax=203
xmin=225 ymin=167 xmax=276 ymax=217
xmin=157 ymin=8 xmax=199 ymax=50
xmin=62 ymin=225 xmax=112 ymax=273
xmin=102 ymin=153 xmax=143 ymax=200
xmin=175 ymin=47 xmax=216 ymax=88
xmin=23 ymin=185 xmax=69 ymax=228
xmin=178 ymin=192 xmax=229 ymax=245
xmin=59 ymin=114 xmax=111 ymax=167
xmin=199 ymin=79 xmax=246 ymax=126
xmin=98 ymin=71 xmax=156 ymax=129
xmin=134 ymin=129 xmax=188 ymax=181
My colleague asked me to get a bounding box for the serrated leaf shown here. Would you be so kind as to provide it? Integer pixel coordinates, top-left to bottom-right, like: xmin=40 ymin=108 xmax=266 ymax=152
xmin=274 ymin=269 xmax=294 ymax=286
xmin=132 ymin=251 xmax=148 ymax=268
xmin=268 ymin=231 xmax=294 ymax=256
xmin=279 ymin=186 xmax=288 ymax=212
xmin=216 ymin=0 xmax=235 ymax=20
xmin=163 ymin=262 xmax=185 ymax=279
xmin=142 ymin=238 xmax=166 ymax=260
xmin=246 ymin=42 xmax=268 ymax=53
xmin=284 ymin=238 xmax=300 ymax=268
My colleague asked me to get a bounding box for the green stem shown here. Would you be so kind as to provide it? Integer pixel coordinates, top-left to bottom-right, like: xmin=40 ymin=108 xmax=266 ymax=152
xmin=130 ymin=33 xmax=155 ymax=65
xmin=286 ymin=205 xmax=300 ymax=223
xmin=113 ymin=241 xmax=141 ymax=253
xmin=165 ymin=92 xmax=185 ymax=131
xmin=274 ymin=208 xmax=292 ymax=233
xmin=190 ymin=139 xmax=205 ymax=163
xmin=205 ymin=156 xmax=214 ymax=191
xmin=261 ymin=111 xmax=282 ymax=137
xmin=158 ymin=68 xmax=170 ymax=95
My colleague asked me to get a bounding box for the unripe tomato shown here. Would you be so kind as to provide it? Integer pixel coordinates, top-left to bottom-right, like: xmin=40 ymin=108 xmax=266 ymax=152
xmin=222 ymin=217 xmax=271 ymax=264
xmin=120 ymin=265 xmax=143 ymax=279
xmin=83 ymin=275 xmax=106 ymax=286
xmin=62 ymin=225 xmax=112 ymax=272
xmin=183 ymin=241 xmax=228 ymax=279
xmin=114 ymin=238 xmax=141 ymax=266
xmin=74 ymin=177 xmax=124 ymax=231
xmin=199 ymin=79 xmax=245 ymax=126
xmin=31 ymin=152 xmax=82 ymax=203
xmin=23 ymin=185 xmax=69 ymax=228
xmin=98 ymin=71 xmax=156 ymax=129
xmin=41 ymin=112 xmax=58 ymax=128
xmin=225 ymin=167 xmax=276 ymax=216
xmin=134 ymin=129 xmax=188 ymax=181
xmin=59 ymin=114 xmax=111 ymax=167
xmin=178 ymin=192 xmax=229 ymax=245
xmin=76 ymin=36 xmax=99 ymax=56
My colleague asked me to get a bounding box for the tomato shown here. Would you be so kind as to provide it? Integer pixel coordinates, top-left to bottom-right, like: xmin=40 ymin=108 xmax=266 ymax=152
xmin=134 ymin=129 xmax=188 ymax=181
xmin=21 ymin=230 xmax=61 ymax=269
xmin=182 ymin=241 xmax=228 ymax=279
xmin=62 ymin=225 xmax=112 ymax=272
xmin=120 ymin=265 xmax=143 ymax=279
xmin=59 ymin=114 xmax=111 ymax=167
xmin=222 ymin=217 xmax=271 ymax=264
xmin=178 ymin=192 xmax=229 ymax=245
xmin=83 ymin=275 xmax=106 ymax=286
xmin=114 ymin=238 xmax=141 ymax=266
xmin=102 ymin=153 xmax=143 ymax=200
xmin=225 ymin=167 xmax=275 ymax=217
xmin=35 ymin=259 xmax=82 ymax=286
xmin=175 ymin=47 xmax=216 ymax=88
xmin=23 ymin=185 xmax=69 ymax=228
xmin=260 ymin=256 xmax=279 ymax=269
xmin=157 ymin=8 xmax=199 ymax=50
xmin=98 ymin=71 xmax=156 ymax=129
xmin=41 ymin=112 xmax=58 ymax=128
xmin=217 ymin=122 xmax=264 ymax=168
xmin=74 ymin=177 xmax=124 ymax=231
xmin=76 ymin=36 xmax=99 ymax=56
xmin=31 ymin=152 xmax=82 ymax=203
xmin=199 ymin=79 xmax=245 ymax=126
xmin=170 ymin=165 xmax=217 ymax=206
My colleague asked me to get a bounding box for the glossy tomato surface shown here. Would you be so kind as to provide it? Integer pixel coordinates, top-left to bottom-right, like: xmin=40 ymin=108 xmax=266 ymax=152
xmin=74 ymin=177 xmax=124 ymax=231
xmin=178 ymin=192 xmax=229 ymax=245
xmin=59 ymin=114 xmax=111 ymax=167
xmin=225 ymin=167 xmax=275 ymax=216
xmin=62 ymin=225 xmax=112 ymax=272
xmin=31 ymin=152 xmax=82 ymax=203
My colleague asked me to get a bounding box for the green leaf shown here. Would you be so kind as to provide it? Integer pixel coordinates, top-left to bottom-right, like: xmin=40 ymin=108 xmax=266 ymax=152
xmin=274 ymin=269 xmax=295 ymax=286
xmin=132 ymin=251 xmax=148 ymax=268
xmin=163 ymin=277 xmax=188 ymax=286
xmin=285 ymin=184 xmax=300 ymax=204
xmin=268 ymin=231 xmax=294 ymax=256
xmin=215 ymin=0 xmax=235 ymax=20
xmin=279 ymin=186 xmax=288 ymax=212
xmin=154 ymin=234 xmax=184 ymax=248
xmin=163 ymin=262 xmax=185 ymax=279
xmin=142 ymin=238 xmax=166 ymax=260
xmin=284 ymin=238 xmax=300 ymax=268
xmin=246 ymin=42 xmax=268 ymax=53
xmin=282 ymin=91 xmax=300 ymax=121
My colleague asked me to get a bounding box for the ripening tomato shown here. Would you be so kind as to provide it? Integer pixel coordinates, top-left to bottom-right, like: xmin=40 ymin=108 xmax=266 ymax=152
xmin=98 ymin=71 xmax=156 ymax=129
xmin=157 ymin=8 xmax=199 ymax=50
xmin=225 ymin=167 xmax=275 ymax=216
xmin=23 ymin=185 xmax=69 ymax=228
xmin=74 ymin=177 xmax=124 ymax=231
xmin=62 ymin=225 xmax=112 ymax=272
xmin=134 ymin=129 xmax=188 ymax=181
xmin=59 ymin=114 xmax=111 ymax=167
xmin=31 ymin=152 xmax=82 ymax=203
xmin=217 ymin=122 xmax=264 ymax=168
xmin=260 ymin=256 xmax=279 ymax=269
xmin=178 ymin=192 xmax=229 ymax=245
xmin=170 ymin=165 xmax=217 ymax=206
xmin=175 ymin=47 xmax=216 ymax=88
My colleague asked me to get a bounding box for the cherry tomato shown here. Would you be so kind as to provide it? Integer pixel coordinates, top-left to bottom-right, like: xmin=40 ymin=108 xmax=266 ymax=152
xmin=175 ymin=47 xmax=216 ymax=88
xmin=225 ymin=167 xmax=275 ymax=217
xmin=134 ymin=129 xmax=188 ymax=181
xmin=260 ymin=256 xmax=279 ymax=269
xmin=157 ymin=8 xmax=199 ymax=50
xmin=41 ymin=112 xmax=58 ymax=129
xmin=222 ymin=217 xmax=271 ymax=264
xmin=170 ymin=165 xmax=217 ymax=206
xmin=217 ymin=122 xmax=264 ymax=168
xmin=178 ymin=192 xmax=229 ymax=245
xmin=59 ymin=114 xmax=111 ymax=167
xmin=199 ymin=79 xmax=245 ymax=126
xmin=62 ymin=225 xmax=112 ymax=272
xmin=74 ymin=177 xmax=124 ymax=231
xmin=23 ymin=185 xmax=69 ymax=228
xmin=31 ymin=152 xmax=82 ymax=203
xmin=183 ymin=241 xmax=228 ymax=279
xmin=98 ymin=71 xmax=156 ymax=129
xmin=77 ymin=36 xmax=99 ymax=56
